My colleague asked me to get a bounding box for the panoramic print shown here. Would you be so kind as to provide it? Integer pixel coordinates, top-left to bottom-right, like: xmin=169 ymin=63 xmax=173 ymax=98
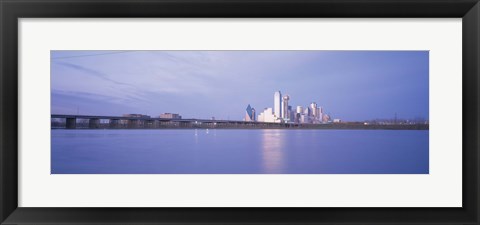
xmin=51 ymin=50 xmax=429 ymax=174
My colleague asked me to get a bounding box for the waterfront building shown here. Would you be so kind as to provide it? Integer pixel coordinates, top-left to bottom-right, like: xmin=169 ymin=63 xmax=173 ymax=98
xmin=300 ymin=114 xmax=310 ymax=124
xmin=294 ymin=112 xmax=300 ymax=123
xmin=296 ymin=106 xmax=303 ymax=114
xmin=322 ymin=113 xmax=331 ymax=123
xmin=288 ymin=106 xmax=295 ymax=122
xmin=317 ymin=107 xmax=323 ymax=122
xmin=245 ymin=104 xmax=256 ymax=121
xmin=304 ymin=107 xmax=312 ymax=117
xmin=159 ymin=113 xmax=182 ymax=119
xmin=274 ymin=91 xmax=282 ymax=118
xmin=282 ymin=95 xmax=290 ymax=121
xmin=295 ymin=106 xmax=303 ymax=124
xmin=258 ymin=107 xmax=281 ymax=123
xmin=245 ymin=91 xmax=337 ymax=124
xmin=310 ymin=102 xmax=318 ymax=118
xmin=257 ymin=110 xmax=264 ymax=122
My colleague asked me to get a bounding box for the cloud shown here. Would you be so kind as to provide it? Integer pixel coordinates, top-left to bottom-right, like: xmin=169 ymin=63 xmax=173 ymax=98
xmin=54 ymin=61 xmax=136 ymax=87
xmin=51 ymin=50 xmax=429 ymax=120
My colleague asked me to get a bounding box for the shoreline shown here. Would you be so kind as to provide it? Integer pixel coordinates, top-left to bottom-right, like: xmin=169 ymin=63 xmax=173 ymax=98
xmin=51 ymin=123 xmax=429 ymax=130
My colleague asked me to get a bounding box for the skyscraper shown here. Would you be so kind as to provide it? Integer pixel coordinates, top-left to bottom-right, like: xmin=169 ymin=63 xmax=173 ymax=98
xmin=296 ymin=106 xmax=303 ymax=114
xmin=282 ymin=95 xmax=290 ymax=120
xmin=317 ymin=106 xmax=323 ymax=122
xmin=245 ymin=104 xmax=256 ymax=121
xmin=274 ymin=91 xmax=282 ymax=118
xmin=288 ymin=106 xmax=295 ymax=122
xmin=251 ymin=108 xmax=256 ymax=121
xmin=295 ymin=106 xmax=303 ymax=123
xmin=305 ymin=106 xmax=312 ymax=117
xmin=310 ymin=102 xmax=318 ymax=118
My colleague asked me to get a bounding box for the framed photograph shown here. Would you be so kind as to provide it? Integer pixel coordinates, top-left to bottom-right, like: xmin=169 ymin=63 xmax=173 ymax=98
xmin=1 ymin=0 xmax=479 ymax=224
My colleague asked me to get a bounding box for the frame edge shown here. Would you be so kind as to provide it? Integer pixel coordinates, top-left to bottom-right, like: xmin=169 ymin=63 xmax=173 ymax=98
xmin=1 ymin=0 xmax=479 ymax=224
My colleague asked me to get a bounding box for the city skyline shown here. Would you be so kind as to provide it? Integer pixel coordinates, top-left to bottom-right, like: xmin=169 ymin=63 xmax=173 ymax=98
xmin=51 ymin=50 xmax=429 ymax=121
xmin=252 ymin=90 xmax=332 ymax=124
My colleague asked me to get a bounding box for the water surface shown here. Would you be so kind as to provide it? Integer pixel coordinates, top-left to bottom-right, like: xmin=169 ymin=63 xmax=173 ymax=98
xmin=51 ymin=129 xmax=429 ymax=174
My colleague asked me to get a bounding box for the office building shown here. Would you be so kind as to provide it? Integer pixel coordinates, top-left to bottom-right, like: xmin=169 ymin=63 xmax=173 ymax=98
xmin=300 ymin=114 xmax=309 ymax=124
xmin=310 ymin=102 xmax=318 ymax=118
xmin=274 ymin=91 xmax=282 ymax=118
xmin=317 ymin=107 xmax=323 ymax=122
xmin=245 ymin=104 xmax=256 ymax=121
xmin=258 ymin=108 xmax=281 ymax=123
xmin=322 ymin=113 xmax=331 ymax=123
xmin=304 ymin=107 xmax=312 ymax=117
xmin=282 ymin=95 xmax=290 ymax=121
xmin=244 ymin=91 xmax=337 ymax=124
xmin=296 ymin=106 xmax=303 ymax=114
xmin=288 ymin=106 xmax=295 ymax=122
xmin=159 ymin=113 xmax=181 ymax=119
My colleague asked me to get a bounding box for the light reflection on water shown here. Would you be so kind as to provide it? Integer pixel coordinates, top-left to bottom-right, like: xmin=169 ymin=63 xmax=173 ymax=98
xmin=261 ymin=130 xmax=286 ymax=174
xmin=51 ymin=129 xmax=429 ymax=174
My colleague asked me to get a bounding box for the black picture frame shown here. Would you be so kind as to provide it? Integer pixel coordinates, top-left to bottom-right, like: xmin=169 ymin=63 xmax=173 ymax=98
xmin=1 ymin=0 xmax=479 ymax=224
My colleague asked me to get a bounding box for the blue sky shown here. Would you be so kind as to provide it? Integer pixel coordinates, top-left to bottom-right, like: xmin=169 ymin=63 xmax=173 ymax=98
xmin=51 ymin=50 xmax=429 ymax=121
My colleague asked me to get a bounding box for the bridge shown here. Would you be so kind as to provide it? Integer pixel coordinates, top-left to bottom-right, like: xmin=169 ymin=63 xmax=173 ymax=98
xmin=51 ymin=114 xmax=295 ymax=129
xmin=51 ymin=114 xmax=428 ymax=130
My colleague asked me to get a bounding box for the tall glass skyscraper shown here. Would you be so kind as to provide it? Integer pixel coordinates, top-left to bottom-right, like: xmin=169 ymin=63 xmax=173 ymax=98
xmin=245 ymin=104 xmax=256 ymax=121
xmin=274 ymin=91 xmax=282 ymax=118
xmin=282 ymin=95 xmax=290 ymax=120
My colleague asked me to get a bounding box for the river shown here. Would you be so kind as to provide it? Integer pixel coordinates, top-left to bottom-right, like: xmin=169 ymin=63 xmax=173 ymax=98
xmin=51 ymin=129 xmax=429 ymax=174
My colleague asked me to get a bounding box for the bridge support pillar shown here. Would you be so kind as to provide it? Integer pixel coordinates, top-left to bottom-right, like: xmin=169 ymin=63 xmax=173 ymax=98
xmin=89 ymin=118 xmax=100 ymax=129
xmin=109 ymin=119 xmax=120 ymax=129
xmin=66 ymin=118 xmax=76 ymax=129
xmin=128 ymin=119 xmax=140 ymax=128
xmin=145 ymin=120 xmax=157 ymax=129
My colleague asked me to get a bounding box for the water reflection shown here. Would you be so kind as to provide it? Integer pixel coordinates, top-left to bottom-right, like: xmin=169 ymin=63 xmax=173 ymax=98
xmin=52 ymin=129 xmax=429 ymax=174
xmin=261 ymin=129 xmax=286 ymax=173
xmin=194 ymin=129 xmax=198 ymax=144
